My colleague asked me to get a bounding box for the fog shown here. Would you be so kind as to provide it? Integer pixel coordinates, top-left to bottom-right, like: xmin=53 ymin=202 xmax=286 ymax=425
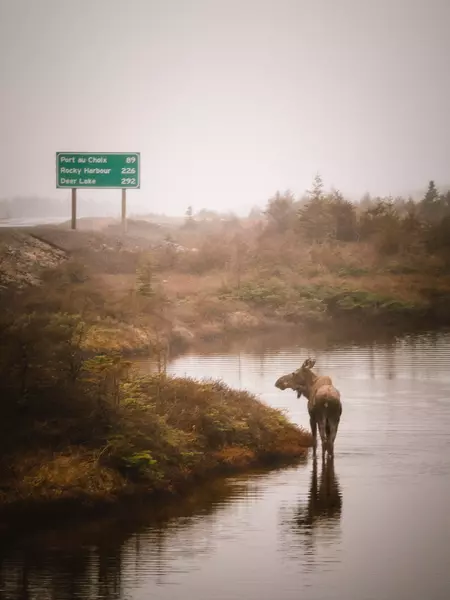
xmin=1 ymin=0 xmax=449 ymax=217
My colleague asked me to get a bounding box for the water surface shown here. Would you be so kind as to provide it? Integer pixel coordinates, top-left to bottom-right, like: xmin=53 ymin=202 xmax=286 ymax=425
xmin=1 ymin=328 xmax=450 ymax=600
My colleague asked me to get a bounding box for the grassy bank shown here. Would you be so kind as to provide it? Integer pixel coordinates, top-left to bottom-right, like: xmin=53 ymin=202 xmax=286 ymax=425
xmin=0 ymin=358 xmax=312 ymax=527
xmin=1 ymin=222 xmax=450 ymax=360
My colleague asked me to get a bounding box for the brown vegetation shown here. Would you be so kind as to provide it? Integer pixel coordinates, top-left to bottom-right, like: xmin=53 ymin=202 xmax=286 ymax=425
xmin=0 ymin=312 xmax=312 ymax=522
xmin=1 ymin=175 xmax=450 ymax=521
xmin=3 ymin=177 xmax=450 ymax=356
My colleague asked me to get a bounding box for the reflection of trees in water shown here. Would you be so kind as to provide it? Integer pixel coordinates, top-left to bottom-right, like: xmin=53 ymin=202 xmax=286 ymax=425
xmin=280 ymin=457 xmax=342 ymax=562
xmin=365 ymin=332 xmax=449 ymax=382
xmin=369 ymin=342 xmax=376 ymax=380
xmin=96 ymin=541 xmax=122 ymax=600
xmin=0 ymin=475 xmax=259 ymax=600
xmin=0 ymin=546 xmax=103 ymax=600
xmin=384 ymin=340 xmax=396 ymax=380
xmin=408 ymin=334 xmax=419 ymax=379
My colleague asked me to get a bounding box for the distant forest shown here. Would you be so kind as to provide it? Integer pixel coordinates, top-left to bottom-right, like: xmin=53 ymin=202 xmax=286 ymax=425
xmin=257 ymin=177 xmax=450 ymax=264
xmin=1 ymin=179 xmax=450 ymax=234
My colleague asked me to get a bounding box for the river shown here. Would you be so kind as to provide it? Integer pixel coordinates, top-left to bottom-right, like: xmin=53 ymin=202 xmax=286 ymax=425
xmin=1 ymin=328 xmax=450 ymax=600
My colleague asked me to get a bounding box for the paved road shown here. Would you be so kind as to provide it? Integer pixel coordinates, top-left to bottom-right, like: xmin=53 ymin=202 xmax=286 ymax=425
xmin=0 ymin=217 xmax=68 ymax=228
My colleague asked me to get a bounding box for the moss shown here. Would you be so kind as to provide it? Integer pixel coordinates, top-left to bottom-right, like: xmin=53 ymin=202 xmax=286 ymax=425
xmin=328 ymin=290 xmax=424 ymax=317
xmin=337 ymin=266 xmax=371 ymax=277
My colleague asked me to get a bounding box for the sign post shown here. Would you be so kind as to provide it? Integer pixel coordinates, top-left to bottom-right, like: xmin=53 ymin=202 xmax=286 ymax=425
xmin=56 ymin=152 xmax=140 ymax=231
xmin=71 ymin=188 xmax=77 ymax=230
xmin=121 ymin=189 xmax=127 ymax=234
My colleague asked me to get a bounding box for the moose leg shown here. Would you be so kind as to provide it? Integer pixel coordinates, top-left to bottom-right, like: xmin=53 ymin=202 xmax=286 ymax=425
xmin=309 ymin=415 xmax=317 ymax=456
xmin=326 ymin=417 xmax=340 ymax=458
xmin=317 ymin=418 xmax=328 ymax=461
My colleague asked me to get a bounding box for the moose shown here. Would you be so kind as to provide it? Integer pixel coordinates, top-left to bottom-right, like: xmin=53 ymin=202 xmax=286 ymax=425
xmin=275 ymin=358 xmax=342 ymax=458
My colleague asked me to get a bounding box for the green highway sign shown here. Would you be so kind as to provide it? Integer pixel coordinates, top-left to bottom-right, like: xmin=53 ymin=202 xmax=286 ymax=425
xmin=56 ymin=152 xmax=140 ymax=188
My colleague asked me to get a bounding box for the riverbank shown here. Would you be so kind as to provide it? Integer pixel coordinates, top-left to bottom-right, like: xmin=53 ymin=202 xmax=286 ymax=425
xmin=1 ymin=224 xmax=449 ymax=358
xmin=0 ymin=371 xmax=312 ymax=530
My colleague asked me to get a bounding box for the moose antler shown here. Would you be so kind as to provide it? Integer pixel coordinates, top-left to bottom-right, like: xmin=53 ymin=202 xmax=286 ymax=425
xmin=302 ymin=357 xmax=316 ymax=370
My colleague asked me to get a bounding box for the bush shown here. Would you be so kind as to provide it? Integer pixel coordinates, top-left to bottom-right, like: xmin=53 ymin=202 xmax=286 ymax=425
xmin=0 ymin=308 xmax=312 ymax=510
xmin=228 ymin=280 xmax=289 ymax=308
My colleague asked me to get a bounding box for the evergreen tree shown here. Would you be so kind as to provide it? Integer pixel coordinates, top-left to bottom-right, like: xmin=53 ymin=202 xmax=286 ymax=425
xmin=183 ymin=205 xmax=197 ymax=229
xmin=328 ymin=190 xmax=358 ymax=242
xmin=298 ymin=174 xmax=335 ymax=242
xmin=419 ymin=180 xmax=441 ymax=223
xmin=264 ymin=190 xmax=297 ymax=232
xmin=306 ymin=173 xmax=325 ymax=202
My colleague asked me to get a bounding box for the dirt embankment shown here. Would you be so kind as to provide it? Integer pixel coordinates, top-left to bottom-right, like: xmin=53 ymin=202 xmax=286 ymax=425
xmin=0 ymin=230 xmax=67 ymax=288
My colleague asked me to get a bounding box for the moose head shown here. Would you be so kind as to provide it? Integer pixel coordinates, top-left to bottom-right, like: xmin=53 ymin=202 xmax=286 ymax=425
xmin=274 ymin=358 xmax=317 ymax=398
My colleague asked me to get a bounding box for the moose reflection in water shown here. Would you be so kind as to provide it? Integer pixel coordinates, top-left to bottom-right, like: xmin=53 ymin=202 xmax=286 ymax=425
xmin=280 ymin=456 xmax=343 ymax=561
xmin=294 ymin=457 xmax=342 ymax=531
xmin=275 ymin=358 xmax=342 ymax=458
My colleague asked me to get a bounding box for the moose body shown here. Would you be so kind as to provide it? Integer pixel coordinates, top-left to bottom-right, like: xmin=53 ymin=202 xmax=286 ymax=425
xmin=275 ymin=359 xmax=342 ymax=458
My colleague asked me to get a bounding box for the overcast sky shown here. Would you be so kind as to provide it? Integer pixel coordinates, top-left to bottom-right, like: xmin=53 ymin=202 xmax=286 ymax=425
xmin=1 ymin=0 xmax=449 ymax=216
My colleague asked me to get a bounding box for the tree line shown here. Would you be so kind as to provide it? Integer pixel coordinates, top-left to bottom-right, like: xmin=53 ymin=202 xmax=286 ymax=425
xmin=263 ymin=176 xmax=450 ymax=263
